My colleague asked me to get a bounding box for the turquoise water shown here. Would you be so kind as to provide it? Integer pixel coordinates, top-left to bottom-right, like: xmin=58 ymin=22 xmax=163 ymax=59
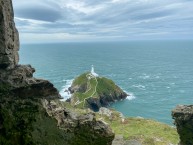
xmin=19 ymin=40 xmax=193 ymax=125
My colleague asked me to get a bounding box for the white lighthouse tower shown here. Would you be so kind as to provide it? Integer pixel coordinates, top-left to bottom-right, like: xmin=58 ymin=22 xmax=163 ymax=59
xmin=91 ymin=65 xmax=98 ymax=77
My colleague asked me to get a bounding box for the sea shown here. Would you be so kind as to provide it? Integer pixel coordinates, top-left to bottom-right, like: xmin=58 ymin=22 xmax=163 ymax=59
xmin=19 ymin=40 xmax=193 ymax=125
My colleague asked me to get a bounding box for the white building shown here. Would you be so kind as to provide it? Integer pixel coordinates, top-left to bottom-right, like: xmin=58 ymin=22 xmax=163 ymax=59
xmin=91 ymin=65 xmax=99 ymax=77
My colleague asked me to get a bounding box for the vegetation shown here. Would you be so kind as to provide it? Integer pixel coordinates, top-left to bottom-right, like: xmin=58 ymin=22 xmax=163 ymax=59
xmin=72 ymin=73 xmax=88 ymax=87
xmin=57 ymin=100 xmax=180 ymax=145
xmin=0 ymin=77 xmax=179 ymax=145
xmin=96 ymin=77 xmax=123 ymax=96
xmin=95 ymin=109 xmax=179 ymax=145
xmin=0 ymin=95 xmax=38 ymax=145
xmin=0 ymin=84 xmax=69 ymax=145
xmin=71 ymin=72 xmax=126 ymax=108
xmin=111 ymin=118 xmax=179 ymax=145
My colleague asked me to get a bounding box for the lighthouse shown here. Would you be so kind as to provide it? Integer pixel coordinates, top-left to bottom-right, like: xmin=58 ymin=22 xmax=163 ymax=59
xmin=91 ymin=65 xmax=99 ymax=77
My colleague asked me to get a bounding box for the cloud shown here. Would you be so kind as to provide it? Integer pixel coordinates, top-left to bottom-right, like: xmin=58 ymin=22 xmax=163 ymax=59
xmin=13 ymin=0 xmax=62 ymax=22
xmin=12 ymin=0 xmax=193 ymax=42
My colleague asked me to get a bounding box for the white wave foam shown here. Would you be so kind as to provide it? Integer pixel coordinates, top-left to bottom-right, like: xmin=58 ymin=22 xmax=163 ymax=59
xmin=124 ymin=90 xmax=136 ymax=101
xmin=139 ymin=74 xmax=150 ymax=79
xmin=170 ymin=82 xmax=175 ymax=85
xmin=132 ymin=84 xmax=146 ymax=90
xmin=155 ymin=76 xmax=160 ymax=79
xmin=59 ymin=79 xmax=73 ymax=101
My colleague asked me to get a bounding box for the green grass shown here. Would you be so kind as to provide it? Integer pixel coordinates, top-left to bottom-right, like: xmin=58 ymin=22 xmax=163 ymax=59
xmin=111 ymin=118 xmax=179 ymax=144
xmin=71 ymin=73 xmax=98 ymax=107
xmin=59 ymin=101 xmax=180 ymax=145
xmin=72 ymin=73 xmax=88 ymax=87
xmin=96 ymin=77 xmax=122 ymax=96
xmin=96 ymin=110 xmax=179 ymax=145
xmin=71 ymin=73 xmax=125 ymax=108
xmin=68 ymin=73 xmax=180 ymax=144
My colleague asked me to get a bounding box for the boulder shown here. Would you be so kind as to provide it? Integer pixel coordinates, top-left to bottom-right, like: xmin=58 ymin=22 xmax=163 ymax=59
xmin=42 ymin=99 xmax=115 ymax=145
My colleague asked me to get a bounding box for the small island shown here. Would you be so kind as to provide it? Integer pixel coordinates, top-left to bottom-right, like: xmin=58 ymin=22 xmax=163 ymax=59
xmin=68 ymin=66 xmax=127 ymax=111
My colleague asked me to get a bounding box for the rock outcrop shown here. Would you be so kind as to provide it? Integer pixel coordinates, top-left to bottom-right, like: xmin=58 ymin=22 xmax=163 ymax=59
xmin=69 ymin=73 xmax=127 ymax=111
xmin=0 ymin=1 xmax=115 ymax=145
xmin=0 ymin=0 xmax=19 ymax=69
xmin=172 ymin=105 xmax=193 ymax=145
xmin=0 ymin=0 xmax=60 ymax=98
xmin=42 ymin=100 xmax=114 ymax=145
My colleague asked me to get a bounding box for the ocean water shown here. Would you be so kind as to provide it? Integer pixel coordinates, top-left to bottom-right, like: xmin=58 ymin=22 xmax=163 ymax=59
xmin=19 ymin=40 xmax=193 ymax=125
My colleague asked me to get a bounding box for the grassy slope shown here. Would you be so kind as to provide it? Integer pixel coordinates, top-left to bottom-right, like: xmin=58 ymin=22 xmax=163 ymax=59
xmin=72 ymin=73 xmax=124 ymax=107
xmin=61 ymin=101 xmax=179 ymax=145
xmin=110 ymin=118 xmax=179 ymax=145
xmin=72 ymin=77 xmax=97 ymax=108
xmin=95 ymin=109 xmax=179 ymax=145
xmin=68 ymin=73 xmax=179 ymax=144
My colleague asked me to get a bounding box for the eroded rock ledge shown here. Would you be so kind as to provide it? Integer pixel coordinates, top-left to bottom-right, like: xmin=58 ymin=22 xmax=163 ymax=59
xmin=42 ymin=99 xmax=114 ymax=145
xmin=172 ymin=105 xmax=193 ymax=145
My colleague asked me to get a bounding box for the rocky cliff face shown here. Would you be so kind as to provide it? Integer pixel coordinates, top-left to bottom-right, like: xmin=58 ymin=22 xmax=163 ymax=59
xmin=0 ymin=0 xmax=19 ymax=69
xmin=0 ymin=0 xmax=59 ymax=98
xmin=172 ymin=105 xmax=193 ymax=145
xmin=0 ymin=1 xmax=114 ymax=144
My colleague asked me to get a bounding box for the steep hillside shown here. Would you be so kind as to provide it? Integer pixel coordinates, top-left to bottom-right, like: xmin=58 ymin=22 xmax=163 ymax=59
xmin=69 ymin=72 xmax=127 ymax=111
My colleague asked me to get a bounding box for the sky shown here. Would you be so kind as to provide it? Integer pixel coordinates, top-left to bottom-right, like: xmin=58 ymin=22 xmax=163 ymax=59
xmin=12 ymin=0 xmax=193 ymax=43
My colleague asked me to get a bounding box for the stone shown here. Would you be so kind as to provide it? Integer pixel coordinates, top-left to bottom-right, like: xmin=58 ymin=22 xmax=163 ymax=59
xmin=42 ymin=99 xmax=115 ymax=145
xmin=0 ymin=0 xmax=60 ymax=99
xmin=0 ymin=0 xmax=19 ymax=69
xmin=172 ymin=105 xmax=193 ymax=145
xmin=99 ymin=107 xmax=112 ymax=117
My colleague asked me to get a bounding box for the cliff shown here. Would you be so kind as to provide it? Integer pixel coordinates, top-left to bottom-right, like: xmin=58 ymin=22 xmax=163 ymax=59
xmin=0 ymin=0 xmax=59 ymax=98
xmin=68 ymin=73 xmax=127 ymax=111
xmin=0 ymin=0 xmax=19 ymax=69
xmin=172 ymin=105 xmax=193 ymax=145
xmin=0 ymin=1 xmax=114 ymax=145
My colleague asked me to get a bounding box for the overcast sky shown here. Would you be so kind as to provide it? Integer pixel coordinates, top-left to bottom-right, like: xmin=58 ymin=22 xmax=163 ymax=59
xmin=12 ymin=0 xmax=193 ymax=43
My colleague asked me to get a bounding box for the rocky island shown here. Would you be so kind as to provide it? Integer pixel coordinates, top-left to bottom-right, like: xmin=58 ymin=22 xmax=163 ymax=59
xmin=68 ymin=67 xmax=127 ymax=111
xmin=0 ymin=0 xmax=193 ymax=145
